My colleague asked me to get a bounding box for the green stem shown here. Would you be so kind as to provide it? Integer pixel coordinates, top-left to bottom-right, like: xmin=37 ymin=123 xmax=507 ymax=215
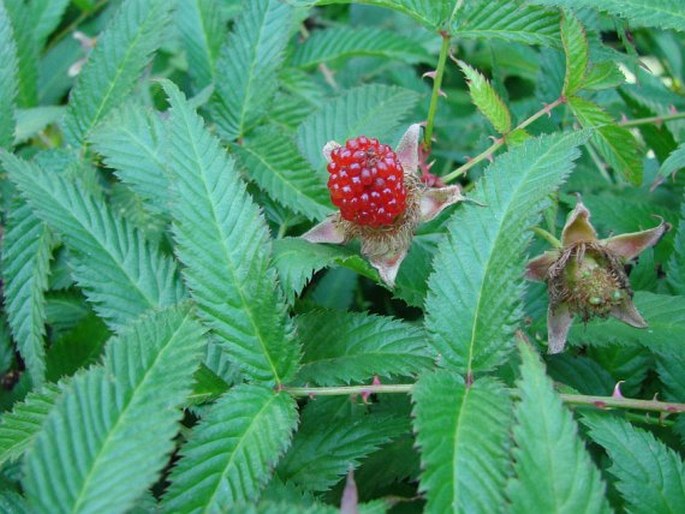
xmin=46 ymin=0 xmax=109 ymax=52
xmin=423 ymin=33 xmax=451 ymax=152
xmin=282 ymin=384 xmax=685 ymax=415
xmin=443 ymin=96 xmax=566 ymax=183
xmin=531 ymin=227 xmax=562 ymax=248
xmin=619 ymin=111 xmax=685 ymax=128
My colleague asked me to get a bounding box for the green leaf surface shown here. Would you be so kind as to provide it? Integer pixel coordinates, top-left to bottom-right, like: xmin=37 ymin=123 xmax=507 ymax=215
xmin=507 ymin=342 xmax=611 ymax=514
xmin=63 ymin=0 xmax=173 ymax=146
xmin=659 ymin=142 xmax=685 ymax=179
xmin=272 ymin=238 xmax=378 ymax=304
xmin=163 ymin=385 xmax=298 ymax=512
xmin=24 ymin=305 xmax=206 ymax=514
xmin=0 ymin=0 xmax=18 ymax=149
xmin=529 ymin=0 xmax=685 ymax=33
xmin=1 ymin=202 xmax=53 ymax=385
xmin=668 ymin=198 xmax=685 ymax=295
xmin=425 ymin=131 xmax=588 ymax=375
xmin=28 ymin=0 xmax=70 ymax=46
xmin=569 ymin=96 xmax=643 ymax=185
xmin=175 ymin=0 xmax=228 ymax=89
xmin=1 ymin=152 xmax=186 ymax=329
xmin=561 ymin=12 xmax=588 ymax=96
xmin=291 ymin=26 xmax=431 ymax=68
xmin=583 ymin=412 xmax=685 ymax=514
xmin=294 ymin=310 xmax=433 ymax=385
xmin=14 ymin=106 xmax=65 ymax=145
xmin=163 ymin=80 xmax=298 ymax=385
xmin=569 ymin=292 xmax=685 ymax=355
xmin=3 ymin=0 xmax=37 ymax=107
xmin=296 ymin=84 xmax=421 ymax=170
xmin=277 ymin=399 xmax=406 ymax=492
xmin=0 ymin=383 xmax=62 ymax=468
xmin=0 ymin=489 xmax=29 ymax=514
xmin=412 ymin=372 xmax=513 ymax=513
xmin=458 ymin=61 xmax=511 ymax=134
xmin=89 ymin=101 xmax=170 ymax=215
xmin=234 ymin=126 xmax=332 ymax=221
xmin=211 ymin=0 xmax=292 ymax=140
xmin=454 ymin=0 xmax=561 ymax=47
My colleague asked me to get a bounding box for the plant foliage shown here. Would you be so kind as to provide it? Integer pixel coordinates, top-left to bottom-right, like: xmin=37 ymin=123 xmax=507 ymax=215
xmin=0 ymin=0 xmax=684 ymax=512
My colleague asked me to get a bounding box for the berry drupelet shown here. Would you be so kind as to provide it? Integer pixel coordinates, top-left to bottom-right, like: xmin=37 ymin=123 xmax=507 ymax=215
xmin=327 ymin=136 xmax=407 ymax=227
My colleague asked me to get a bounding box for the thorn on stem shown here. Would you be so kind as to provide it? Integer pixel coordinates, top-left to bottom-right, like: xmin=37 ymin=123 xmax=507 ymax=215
xmin=612 ymin=381 xmax=625 ymax=399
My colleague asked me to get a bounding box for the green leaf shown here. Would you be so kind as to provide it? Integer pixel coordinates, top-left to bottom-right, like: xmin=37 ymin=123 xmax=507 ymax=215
xmin=425 ymin=131 xmax=588 ymax=375
xmin=234 ymin=126 xmax=332 ymax=221
xmin=13 ymin=106 xmax=65 ymax=145
xmin=89 ymin=101 xmax=170 ymax=215
xmin=296 ymin=84 xmax=420 ymax=170
xmin=294 ymin=310 xmax=433 ymax=385
xmin=211 ymin=0 xmax=292 ymax=140
xmin=27 ymin=0 xmax=70 ymax=46
xmin=291 ymin=26 xmax=431 ymax=68
xmin=163 ymin=385 xmax=298 ymax=511
xmin=569 ymin=96 xmax=643 ymax=185
xmin=528 ymin=0 xmax=685 ymax=33
xmin=287 ymin=0 xmax=452 ymax=31
xmin=3 ymin=0 xmax=37 ymax=107
xmin=175 ymin=0 xmax=228 ymax=89
xmin=0 ymin=383 xmax=62 ymax=468
xmin=63 ymin=0 xmax=173 ymax=146
xmin=0 ymin=152 xmax=186 ymax=329
xmin=569 ymin=292 xmax=685 ymax=355
xmin=162 ymin=80 xmax=298 ymax=385
xmin=412 ymin=372 xmax=513 ymax=513
xmin=659 ymin=142 xmax=685 ymax=179
xmin=0 ymin=0 xmax=18 ymax=149
xmin=24 ymin=305 xmax=206 ymax=514
xmin=453 ymin=0 xmax=561 ymax=47
xmin=272 ymin=238 xmax=378 ymax=303
xmin=0 ymin=489 xmax=29 ymax=514
xmin=507 ymin=342 xmax=611 ymax=514
xmin=583 ymin=412 xmax=685 ymax=514
xmin=458 ymin=61 xmax=512 ymax=134
xmin=668 ymin=198 xmax=685 ymax=295
xmin=561 ymin=12 xmax=588 ymax=96
xmin=1 ymin=202 xmax=53 ymax=385
xmin=277 ymin=398 xmax=406 ymax=492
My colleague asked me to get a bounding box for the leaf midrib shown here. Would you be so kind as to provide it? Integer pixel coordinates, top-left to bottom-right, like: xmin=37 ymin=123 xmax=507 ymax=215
xmin=71 ymin=310 xmax=193 ymax=512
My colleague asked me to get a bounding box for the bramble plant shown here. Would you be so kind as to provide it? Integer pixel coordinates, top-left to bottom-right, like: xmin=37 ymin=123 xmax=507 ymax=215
xmin=0 ymin=0 xmax=685 ymax=513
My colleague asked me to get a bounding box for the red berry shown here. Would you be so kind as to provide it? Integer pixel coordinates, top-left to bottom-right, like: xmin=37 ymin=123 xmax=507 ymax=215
xmin=327 ymin=136 xmax=406 ymax=227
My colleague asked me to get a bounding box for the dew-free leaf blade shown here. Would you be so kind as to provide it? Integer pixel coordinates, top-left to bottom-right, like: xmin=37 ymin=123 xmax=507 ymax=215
xmin=529 ymin=0 xmax=685 ymax=33
xmin=425 ymin=131 xmax=588 ymax=375
xmin=507 ymin=341 xmax=611 ymax=514
xmin=668 ymin=199 xmax=685 ymax=294
xmin=569 ymin=96 xmax=643 ymax=185
xmin=0 ymin=0 xmax=18 ymax=149
xmin=234 ymin=126 xmax=332 ymax=221
xmin=412 ymin=372 xmax=513 ymax=513
xmin=63 ymin=0 xmax=173 ymax=146
xmin=561 ymin=12 xmax=588 ymax=96
xmin=582 ymin=412 xmax=685 ymax=514
xmin=296 ymin=84 xmax=420 ymax=170
xmin=659 ymin=142 xmax=685 ymax=179
xmin=291 ymin=26 xmax=431 ymax=68
xmin=1 ymin=202 xmax=53 ymax=385
xmin=211 ymin=0 xmax=292 ymax=140
xmin=0 ymin=152 xmax=185 ymax=329
xmin=24 ymin=305 xmax=206 ymax=514
xmin=295 ymin=310 xmax=433 ymax=385
xmin=162 ymin=385 xmax=298 ymax=511
xmin=458 ymin=61 xmax=511 ymax=134
xmin=162 ymin=80 xmax=298 ymax=385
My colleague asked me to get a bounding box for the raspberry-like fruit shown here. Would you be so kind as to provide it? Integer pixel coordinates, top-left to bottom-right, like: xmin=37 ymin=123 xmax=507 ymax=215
xmin=326 ymin=136 xmax=407 ymax=227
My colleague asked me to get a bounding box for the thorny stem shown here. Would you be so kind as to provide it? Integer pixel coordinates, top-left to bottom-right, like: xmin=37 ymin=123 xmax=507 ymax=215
xmin=442 ymin=96 xmax=567 ymax=183
xmin=283 ymin=384 xmax=685 ymax=415
xmin=619 ymin=111 xmax=685 ymax=128
xmin=46 ymin=0 xmax=109 ymax=52
xmin=423 ymin=33 xmax=451 ymax=152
